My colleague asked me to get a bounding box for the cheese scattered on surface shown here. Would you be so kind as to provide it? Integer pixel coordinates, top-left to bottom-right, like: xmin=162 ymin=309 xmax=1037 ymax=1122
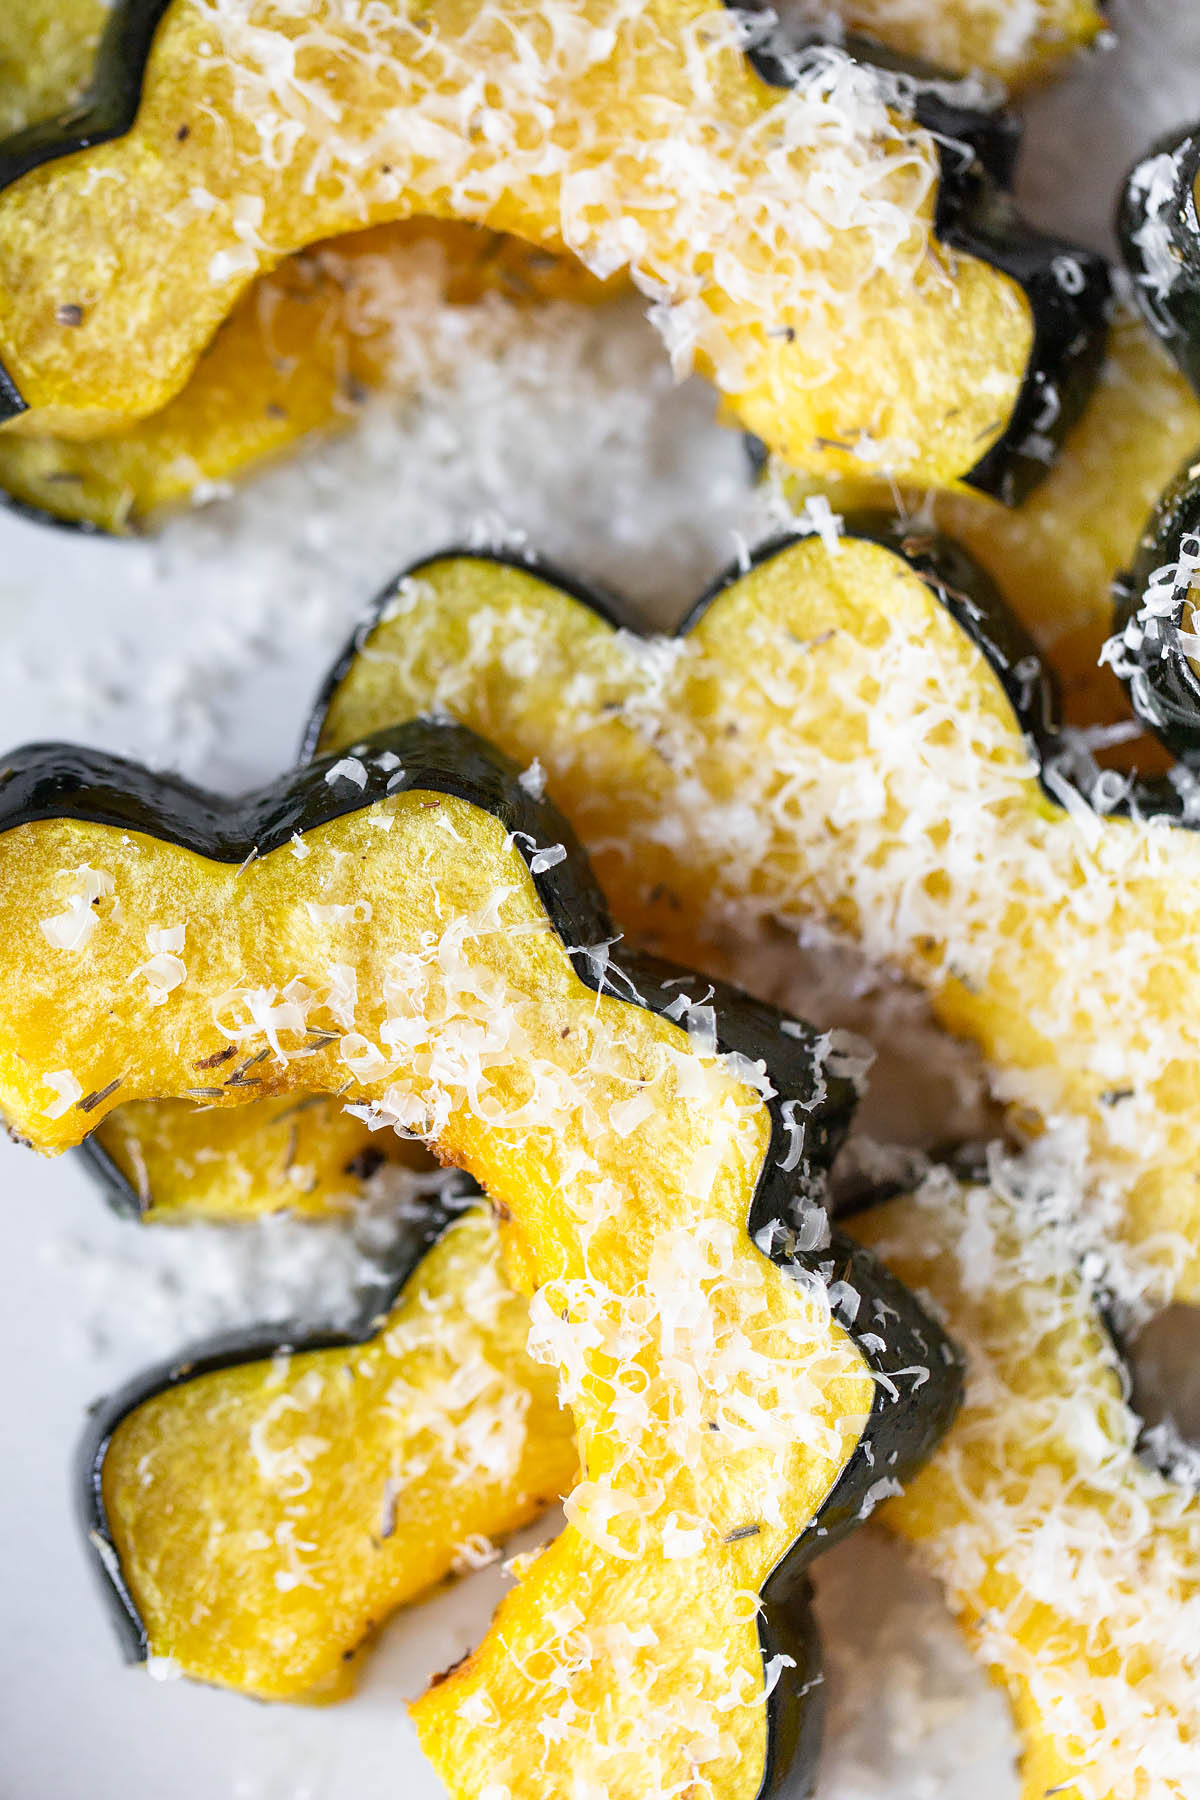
xmin=5 ymin=790 xmax=877 ymax=1797
xmin=1 ymin=23 xmax=1194 ymax=1793
xmin=324 ymin=756 xmax=368 ymax=789
xmin=40 ymin=897 xmax=100 ymax=952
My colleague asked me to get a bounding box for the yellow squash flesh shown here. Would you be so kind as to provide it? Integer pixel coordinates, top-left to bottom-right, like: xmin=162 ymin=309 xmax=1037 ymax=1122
xmin=0 ymin=220 xmax=615 ymax=532
xmin=100 ymin=1206 xmax=577 ymax=1699
xmin=0 ymin=0 xmax=1033 ymax=491
xmin=851 ymin=1173 xmax=1200 ymax=1800
xmin=0 ymin=0 xmax=111 ymax=137
xmin=92 ymin=1090 xmax=436 ymax=1220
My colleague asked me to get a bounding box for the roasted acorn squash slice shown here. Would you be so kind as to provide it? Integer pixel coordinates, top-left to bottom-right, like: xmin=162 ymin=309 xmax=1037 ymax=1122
xmin=0 ymin=720 xmax=963 ymax=1788
xmin=83 ymin=1200 xmax=578 ymax=1700
xmin=850 ymin=1166 xmax=1200 ymax=1800
xmin=0 ymin=0 xmax=1107 ymax=500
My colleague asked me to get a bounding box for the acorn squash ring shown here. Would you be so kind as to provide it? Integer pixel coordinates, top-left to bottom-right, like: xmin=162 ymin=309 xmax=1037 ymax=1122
xmin=0 ymin=0 xmax=1108 ymax=505
xmin=0 ymin=719 xmax=963 ymax=1795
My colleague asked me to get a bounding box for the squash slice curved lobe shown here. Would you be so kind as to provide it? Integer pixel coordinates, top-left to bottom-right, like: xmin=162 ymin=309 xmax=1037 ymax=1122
xmin=850 ymin=1167 xmax=1200 ymax=1800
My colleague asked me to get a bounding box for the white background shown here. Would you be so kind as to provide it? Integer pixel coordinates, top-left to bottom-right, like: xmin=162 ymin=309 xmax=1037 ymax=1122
xmin=1 ymin=4 xmax=1199 ymax=1796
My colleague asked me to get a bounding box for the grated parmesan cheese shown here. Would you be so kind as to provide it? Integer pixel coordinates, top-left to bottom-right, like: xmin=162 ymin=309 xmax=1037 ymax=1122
xmin=40 ymin=1070 xmax=82 ymax=1119
xmin=324 ymin=755 xmax=368 ymax=789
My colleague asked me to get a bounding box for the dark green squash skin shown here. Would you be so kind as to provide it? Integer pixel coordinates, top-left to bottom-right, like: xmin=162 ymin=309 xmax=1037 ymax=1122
xmin=0 ymin=718 xmax=966 ymax=1793
xmin=77 ymin=1131 xmax=155 ymax=1220
xmin=0 ymin=0 xmax=1106 ymax=524
xmin=1118 ymin=124 xmax=1200 ymax=401
xmin=1112 ymin=461 xmax=1200 ymax=763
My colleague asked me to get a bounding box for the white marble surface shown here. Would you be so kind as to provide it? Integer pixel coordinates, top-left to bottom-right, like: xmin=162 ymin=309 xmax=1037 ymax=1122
xmin=0 ymin=6 xmax=1197 ymax=1797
